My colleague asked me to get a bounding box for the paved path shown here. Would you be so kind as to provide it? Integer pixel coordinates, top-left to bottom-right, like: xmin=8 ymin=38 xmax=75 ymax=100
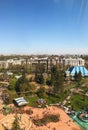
xmin=62 ymin=93 xmax=73 ymax=106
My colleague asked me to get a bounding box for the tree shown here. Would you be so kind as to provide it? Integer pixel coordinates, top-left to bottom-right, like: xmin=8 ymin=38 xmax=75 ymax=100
xmin=51 ymin=65 xmax=58 ymax=85
xmin=3 ymin=90 xmax=17 ymax=104
xmin=54 ymin=70 xmax=64 ymax=93
xmin=35 ymin=63 xmax=45 ymax=74
xmin=75 ymin=71 xmax=82 ymax=89
xmin=51 ymin=65 xmax=64 ymax=93
xmin=46 ymin=77 xmax=52 ymax=86
xmin=34 ymin=63 xmax=45 ymax=84
xmin=15 ymin=73 xmax=36 ymax=95
xmin=35 ymin=73 xmax=44 ymax=84
xmin=74 ymin=71 xmax=82 ymax=83
xmin=74 ymin=71 xmax=78 ymax=81
xmin=9 ymin=78 xmax=17 ymax=90
xmin=12 ymin=113 xmax=21 ymax=130
xmin=15 ymin=73 xmax=28 ymax=93
xmin=77 ymin=71 xmax=82 ymax=82
xmin=37 ymin=87 xmax=47 ymax=98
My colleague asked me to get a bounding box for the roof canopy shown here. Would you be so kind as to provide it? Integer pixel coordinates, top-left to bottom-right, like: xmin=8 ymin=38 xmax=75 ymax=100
xmin=66 ymin=66 xmax=88 ymax=76
xmin=14 ymin=97 xmax=28 ymax=106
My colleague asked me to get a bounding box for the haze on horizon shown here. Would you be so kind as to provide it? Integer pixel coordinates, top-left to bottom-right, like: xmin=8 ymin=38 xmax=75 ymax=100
xmin=0 ymin=0 xmax=88 ymax=55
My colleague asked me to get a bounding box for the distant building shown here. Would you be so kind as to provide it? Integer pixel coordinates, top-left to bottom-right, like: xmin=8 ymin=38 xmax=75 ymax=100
xmin=0 ymin=61 xmax=9 ymax=68
xmin=7 ymin=59 xmax=25 ymax=65
xmin=0 ymin=58 xmax=26 ymax=69
xmin=25 ymin=56 xmax=60 ymax=71
xmin=62 ymin=57 xmax=85 ymax=66
xmin=0 ymin=56 xmax=85 ymax=71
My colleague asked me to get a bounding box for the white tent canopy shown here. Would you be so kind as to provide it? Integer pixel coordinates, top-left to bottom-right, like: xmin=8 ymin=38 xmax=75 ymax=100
xmin=14 ymin=97 xmax=28 ymax=106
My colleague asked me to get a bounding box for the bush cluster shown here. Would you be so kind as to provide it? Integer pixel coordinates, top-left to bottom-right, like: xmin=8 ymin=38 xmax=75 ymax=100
xmin=33 ymin=114 xmax=60 ymax=126
xmin=25 ymin=109 xmax=33 ymax=115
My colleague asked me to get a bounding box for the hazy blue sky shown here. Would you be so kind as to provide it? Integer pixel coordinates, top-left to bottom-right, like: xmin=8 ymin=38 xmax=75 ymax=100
xmin=0 ymin=0 xmax=88 ymax=54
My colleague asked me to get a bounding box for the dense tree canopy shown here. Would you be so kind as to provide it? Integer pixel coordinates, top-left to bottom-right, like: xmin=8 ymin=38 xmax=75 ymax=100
xmin=74 ymin=71 xmax=82 ymax=83
xmin=51 ymin=65 xmax=64 ymax=93
xmin=9 ymin=78 xmax=17 ymax=90
xmin=35 ymin=73 xmax=44 ymax=84
xmin=15 ymin=74 xmax=36 ymax=95
xmin=37 ymin=87 xmax=46 ymax=98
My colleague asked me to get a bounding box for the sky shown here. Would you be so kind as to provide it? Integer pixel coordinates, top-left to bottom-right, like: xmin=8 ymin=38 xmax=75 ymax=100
xmin=0 ymin=0 xmax=88 ymax=55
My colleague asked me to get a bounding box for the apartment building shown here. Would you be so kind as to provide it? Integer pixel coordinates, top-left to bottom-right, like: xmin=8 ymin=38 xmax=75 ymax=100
xmin=0 ymin=61 xmax=9 ymax=68
xmin=0 ymin=56 xmax=85 ymax=69
xmin=0 ymin=59 xmax=25 ymax=69
xmin=62 ymin=57 xmax=85 ymax=66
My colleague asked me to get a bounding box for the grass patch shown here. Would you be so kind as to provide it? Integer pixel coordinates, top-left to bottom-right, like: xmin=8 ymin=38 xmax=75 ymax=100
xmin=70 ymin=94 xmax=88 ymax=111
xmin=2 ymin=105 xmax=14 ymax=115
xmin=27 ymin=95 xmax=39 ymax=107
xmin=26 ymin=90 xmax=70 ymax=107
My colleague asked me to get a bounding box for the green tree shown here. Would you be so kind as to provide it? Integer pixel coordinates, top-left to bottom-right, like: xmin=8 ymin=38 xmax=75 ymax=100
xmin=35 ymin=63 xmax=45 ymax=74
xmin=37 ymin=87 xmax=46 ymax=98
xmin=46 ymin=77 xmax=52 ymax=86
xmin=74 ymin=71 xmax=82 ymax=84
xmin=15 ymin=73 xmax=28 ymax=93
xmin=35 ymin=73 xmax=44 ymax=84
xmin=51 ymin=65 xmax=64 ymax=93
xmin=15 ymin=73 xmax=36 ymax=95
xmin=34 ymin=63 xmax=45 ymax=84
xmin=20 ymin=83 xmax=36 ymax=95
xmin=77 ymin=71 xmax=82 ymax=82
xmin=75 ymin=71 xmax=82 ymax=89
xmin=54 ymin=70 xmax=64 ymax=93
xmin=9 ymin=78 xmax=17 ymax=90
xmin=51 ymin=65 xmax=58 ymax=85
xmin=74 ymin=71 xmax=78 ymax=81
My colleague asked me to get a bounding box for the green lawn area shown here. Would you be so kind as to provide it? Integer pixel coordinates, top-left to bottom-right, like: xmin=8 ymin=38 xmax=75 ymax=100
xmin=27 ymin=95 xmax=39 ymax=107
xmin=82 ymin=77 xmax=88 ymax=82
xmin=24 ymin=90 xmax=70 ymax=107
xmin=46 ymin=95 xmax=60 ymax=104
xmin=70 ymin=94 xmax=88 ymax=111
xmin=5 ymin=77 xmax=88 ymax=110
xmin=26 ymin=94 xmax=60 ymax=107
xmin=67 ymin=83 xmax=77 ymax=90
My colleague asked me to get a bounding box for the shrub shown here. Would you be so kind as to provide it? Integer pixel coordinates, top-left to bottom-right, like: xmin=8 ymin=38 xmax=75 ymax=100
xmin=2 ymin=106 xmax=14 ymax=115
xmin=44 ymin=114 xmax=60 ymax=122
xmin=33 ymin=114 xmax=60 ymax=126
xmin=25 ymin=109 xmax=33 ymax=115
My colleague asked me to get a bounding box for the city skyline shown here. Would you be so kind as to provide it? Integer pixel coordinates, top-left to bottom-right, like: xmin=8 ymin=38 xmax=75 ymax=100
xmin=0 ymin=0 xmax=88 ymax=55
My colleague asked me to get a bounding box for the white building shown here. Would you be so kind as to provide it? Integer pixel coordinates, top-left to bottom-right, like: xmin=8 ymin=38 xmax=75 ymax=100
xmin=7 ymin=59 xmax=25 ymax=65
xmin=0 ymin=58 xmax=25 ymax=69
xmin=0 ymin=61 xmax=9 ymax=68
xmin=62 ymin=57 xmax=85 ymax=66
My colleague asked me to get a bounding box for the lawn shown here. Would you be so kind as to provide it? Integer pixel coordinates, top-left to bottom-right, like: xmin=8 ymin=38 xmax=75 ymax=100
xmin=70 ymin=94 xmax=88 ymax=111
xmin=27 ymin=95 xmax=39 ymax=107
xmin=25 ymin=91 xmax=69 ymax=107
